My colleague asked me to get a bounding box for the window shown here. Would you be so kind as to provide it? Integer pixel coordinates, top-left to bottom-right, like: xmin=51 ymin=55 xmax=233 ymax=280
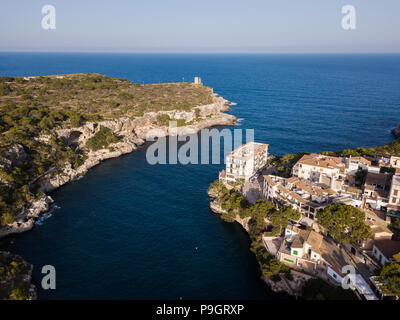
xmin=293 ymin=250 xmax=298 ymax=256
xmin=395 ymin=190 xmax=399 ymax=196
xmin=284 ymin=258 xmax=294 ymax=263
xmin=333 ymin=273 xmax=337 ymax=279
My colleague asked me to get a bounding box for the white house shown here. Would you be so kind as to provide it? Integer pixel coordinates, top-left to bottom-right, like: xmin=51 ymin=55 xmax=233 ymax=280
xmin=372 ymin=239 xmax=400 ymax=265
xmin=292 ymin=154 xmax=345 ymax=191
xmin=344 ymin=156 xmax=371 ymax=175
xmin=278 ymin=226 xmax=323 ymax=269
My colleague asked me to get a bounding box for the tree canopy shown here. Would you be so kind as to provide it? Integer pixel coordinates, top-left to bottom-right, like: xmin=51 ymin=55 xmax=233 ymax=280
xmin=316 ymin=204 xmax=371 ymax=243
xmin=269 ymin=207 xmax=301 ymax=234
xmin=377 ymin=262 xmax=400 ymax=297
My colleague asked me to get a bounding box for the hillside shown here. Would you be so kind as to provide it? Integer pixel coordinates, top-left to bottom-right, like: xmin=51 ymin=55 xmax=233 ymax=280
xmin=0 ymin=73 xmax=234 ymax=232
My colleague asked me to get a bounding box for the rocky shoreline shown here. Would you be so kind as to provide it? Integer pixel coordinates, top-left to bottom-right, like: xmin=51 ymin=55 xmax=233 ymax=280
xmin=0 ymin=93 xmax=236 ymax=239
xmin=0 ymin=251 xmax=37 ymax=300
xmin=208 ymin=190 xmax=312 ymax=298
xmin=392 ymin=124 xmax=400 ymax=139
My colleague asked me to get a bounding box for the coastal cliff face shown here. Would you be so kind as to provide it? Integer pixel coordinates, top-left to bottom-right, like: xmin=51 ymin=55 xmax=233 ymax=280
xmin=207 ymin=183 xmax=311 ymax=298
xmin=0 ymin=251 xmax=37 ymax=300
xmin=0 ymin=93 xmax=236 ymax=238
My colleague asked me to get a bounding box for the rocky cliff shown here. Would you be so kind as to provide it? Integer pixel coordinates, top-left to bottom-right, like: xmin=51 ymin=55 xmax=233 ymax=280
xmin=392 ymin=124 xmax=400 ymax=139
xmin=0 ymin=93 xmax=236 ymax=238
xmin=0 ymin=251 xmax=37 ymax=300
xmin=207 ymin=182 xmax=311 ymax=298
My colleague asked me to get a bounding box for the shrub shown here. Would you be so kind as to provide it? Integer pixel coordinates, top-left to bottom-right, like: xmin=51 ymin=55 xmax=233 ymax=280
xmin=86 ymin=126 xmax=121 ymax=151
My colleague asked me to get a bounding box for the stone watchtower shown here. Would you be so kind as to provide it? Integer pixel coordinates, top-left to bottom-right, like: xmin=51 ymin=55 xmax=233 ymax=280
xmin=194 ymin=77 xmax=202 ymax=85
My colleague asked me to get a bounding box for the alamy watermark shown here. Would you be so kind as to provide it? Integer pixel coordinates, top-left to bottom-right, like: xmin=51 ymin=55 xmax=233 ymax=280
xmin=145 ymin=121 xmax=254 ymax=165
xmin=341 ymin=5 xmax=356 ymax=30
xmin=41 ymin=5 xmax=56 ymax=30
xmin=41 ymin=265 xmax=56 ymax=290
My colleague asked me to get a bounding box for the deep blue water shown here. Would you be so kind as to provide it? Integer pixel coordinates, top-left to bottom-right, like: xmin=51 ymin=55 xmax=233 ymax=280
xmin=0 ymin=53 xmax=400 ymax=299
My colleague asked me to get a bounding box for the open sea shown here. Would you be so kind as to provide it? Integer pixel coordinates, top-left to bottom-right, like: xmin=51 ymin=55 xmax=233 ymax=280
xmin=0 ymin=53 xmax=399 ymax=299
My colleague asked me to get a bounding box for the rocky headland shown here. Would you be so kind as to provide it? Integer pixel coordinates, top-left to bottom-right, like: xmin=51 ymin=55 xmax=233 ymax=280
xmin=0 ymin=86 xmax=236 ymax=239
xmin=0 ymin=251 xmax=36 ymax=300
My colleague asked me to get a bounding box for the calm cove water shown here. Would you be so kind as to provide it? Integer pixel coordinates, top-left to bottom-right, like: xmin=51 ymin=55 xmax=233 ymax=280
xmin=0 ymin=53 xmax=400 ymax=299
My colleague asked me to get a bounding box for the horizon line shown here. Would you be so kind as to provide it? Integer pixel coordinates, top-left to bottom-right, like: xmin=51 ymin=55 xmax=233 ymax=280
xmin=0 ymin=50 xmax=400 ymax=55
xmin=1 ymin=50 xmax=400 ymax=55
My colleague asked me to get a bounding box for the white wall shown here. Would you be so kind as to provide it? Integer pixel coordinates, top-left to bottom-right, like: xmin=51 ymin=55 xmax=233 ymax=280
xmin=373 ymin=245 xmax=389 ymax=265
xmin=291 ymin=247 xmax=303 ymax=258
xmin=327 ymin=266 xmax=343 ymax=284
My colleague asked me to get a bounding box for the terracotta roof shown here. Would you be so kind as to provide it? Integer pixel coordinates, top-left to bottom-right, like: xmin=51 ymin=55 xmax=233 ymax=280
xmin=289 ymin=191 xmax=308 ymax=204
xmin=286 ymin=177 xmax=299 ymax=184
xmin=365 ymin=172 xmax=390 ymax=187
xmin=263 ymin=175 xmax=276 ymax=187
xmin=364 ymin=184 xmax=375 ymax=191
xmin=320 ymin=239 xmax=350 ymax=274
xmin=295 ymin=181 xmax=325 ymax=197
xmin=374 ymin=190 xmax=389 ymax=199
xmin=286 ymin=225 xmax=301 ymax=233
xmin=365 ymin=221 xmax=393 ymax=237
xmin=374 ymin=239 xmax=400 ymax=259
xmin=291 ymin=229 xmax=323 ymax=250
xmin=345 ymin=186 xmax=363 ymax=194
xmin=296 ymin=154 xmax=343 ymax=170
xmin=351 ymin=156 xmax=372 ymax=166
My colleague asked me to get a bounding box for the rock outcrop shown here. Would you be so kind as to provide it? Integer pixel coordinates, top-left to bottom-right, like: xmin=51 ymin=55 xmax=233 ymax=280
xmin=0 ymin=251 xmax=37 ymax=300
xmin=0 ymin=144 xmax=29 ymax=171
xmin=0 ymin=195 xmax=53 ymax=238
xmin=0 ymin=93 xmax=237 ymax=238
xmin=392 ymin=124 xmax=400 ymax=139
xmin=208 ymin=180 xmax=312 ymax=298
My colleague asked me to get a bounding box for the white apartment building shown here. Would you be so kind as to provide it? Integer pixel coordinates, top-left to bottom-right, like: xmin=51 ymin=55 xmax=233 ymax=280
xmin=224 ymin=142 xmax=268 ymax=182
xmin=388 ymin=175 xmax=400 ymax=212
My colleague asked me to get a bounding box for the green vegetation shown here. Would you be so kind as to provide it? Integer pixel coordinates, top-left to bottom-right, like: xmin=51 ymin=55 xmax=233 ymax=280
xmin=0 ymin=74 xmax=213 ymax=227
xmin=316 ymin=204 xmax=371 ymax=243
xmin=389 ymin=217 xmax=400 ymax=241
xmin=301 ymin=278 xmax=356 ymax=300
xmin=209 ymin=180 xmax=300 ymax=238
xmin=267 ymin=153 xmax=308 ymax=178
xmin=250 ymin=240 xmax=291 ymax=279
xmin=0 ymin=74 xmax=213 ymax=118
xmin=247 ymin=200 xmax=275 ymax=237
xmin=155 ymin=113 xmax=200 ymax=127
xmin=219 ymin=190 xmax=250 ymax=223
xmin=376 ymin=262 xmax=400 ymax=297
xmin=209 ymin=179 xmax=301 ymax=281
xmin=355 ymin=169 xmax=367 ymax=186
xmin=268 ymin=207 xmax=301 ymax=235
xmin=321 ymin=140 xmax=400 ymax=158
xmin=0 ymin=252 xmax=33 ymax=300
xmin=268 ymin=138 xmax=400 ymax=179
xmin=85 ymin=126 xmax=121 ymax=151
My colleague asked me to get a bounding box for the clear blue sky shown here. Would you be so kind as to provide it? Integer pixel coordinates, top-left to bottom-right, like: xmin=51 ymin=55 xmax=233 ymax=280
xmin=0 ymin=0 xmax=399 ymax=53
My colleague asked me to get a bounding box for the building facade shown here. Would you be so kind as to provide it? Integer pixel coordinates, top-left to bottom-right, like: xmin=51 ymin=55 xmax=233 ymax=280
xmin=224 ymin=142 xmax=268 ymax=182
